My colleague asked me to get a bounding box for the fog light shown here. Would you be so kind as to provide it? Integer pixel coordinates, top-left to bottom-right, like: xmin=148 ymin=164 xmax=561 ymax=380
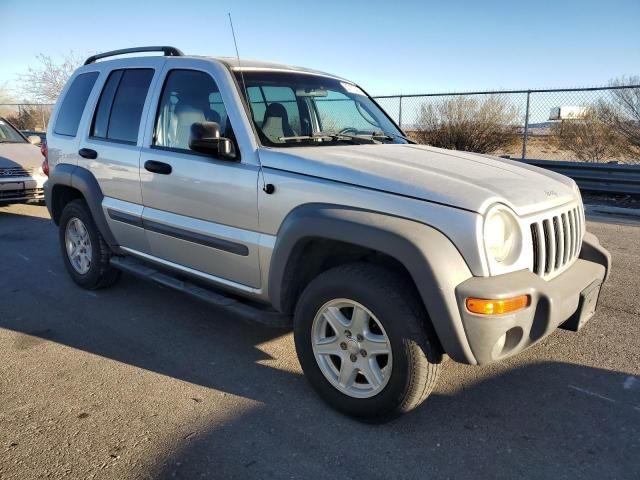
xmin=466 ymin=295 xmax=530 ymax=315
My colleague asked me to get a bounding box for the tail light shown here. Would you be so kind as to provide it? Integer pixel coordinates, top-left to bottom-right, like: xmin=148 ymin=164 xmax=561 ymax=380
xmin=41 ymin=140 xmax=49 ymax=176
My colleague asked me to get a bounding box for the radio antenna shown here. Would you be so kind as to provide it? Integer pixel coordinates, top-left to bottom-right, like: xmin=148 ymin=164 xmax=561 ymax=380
xmin=228 ymin=13 xmax=249 ymax=108
xmin=227 ymin=13 xmax=273 ymax=194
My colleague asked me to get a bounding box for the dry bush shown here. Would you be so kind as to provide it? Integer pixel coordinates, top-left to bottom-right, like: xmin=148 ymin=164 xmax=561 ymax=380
xmin=415 ymin=95 xmax=521 ymax=153
xmin=550 ymin=106 xmax=624 ymax=163
xmin=5 ymin=106 xmax=43 ymax=131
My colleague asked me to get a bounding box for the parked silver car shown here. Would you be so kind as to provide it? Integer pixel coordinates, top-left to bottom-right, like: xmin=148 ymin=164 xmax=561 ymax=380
xmin=44 ymin=47 xmax=610 ymax=421
xmin=0 ymin=118 xmax=46 ymax=204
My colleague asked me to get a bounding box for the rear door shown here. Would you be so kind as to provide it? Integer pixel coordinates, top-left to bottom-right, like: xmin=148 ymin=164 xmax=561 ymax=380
xmin=79 ymin=58 xmax=162 ymax=253
xmin=138 ymin=62 xmax=261 ymax=289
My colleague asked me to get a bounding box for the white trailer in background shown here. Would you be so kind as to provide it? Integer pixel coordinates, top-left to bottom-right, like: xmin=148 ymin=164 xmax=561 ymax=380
xmin=549 ymin=106 xmax=588 ymax=120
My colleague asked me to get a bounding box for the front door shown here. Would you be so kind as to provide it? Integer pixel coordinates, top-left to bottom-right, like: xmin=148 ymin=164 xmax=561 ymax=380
xmin=139 ymin=66 xmax=261 ymax=289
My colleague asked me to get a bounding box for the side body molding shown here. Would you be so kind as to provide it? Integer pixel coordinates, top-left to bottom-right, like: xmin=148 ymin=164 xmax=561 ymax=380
xmin=267 ymin=204 xmax=478 ymax=364
xmin=45 ymin=164 xmax=119 ymax=248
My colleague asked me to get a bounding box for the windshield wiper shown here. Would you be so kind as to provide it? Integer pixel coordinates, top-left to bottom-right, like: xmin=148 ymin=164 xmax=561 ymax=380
xmin=278 ymin=134 xmax=335 ymax=141
xmin=278 ymin=133 xmax=378 ymax=145
xmin=370 ymin=131 xmax=416 ymax=144
xmin=328 ymin=131 xmax=412 ymax=144
xmin=332 ymin=133 xmax=381 ymax=144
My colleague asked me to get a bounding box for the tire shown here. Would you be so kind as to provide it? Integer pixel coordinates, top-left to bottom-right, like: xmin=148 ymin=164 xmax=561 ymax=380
xmin=294 ymin=262 xmax=442 ymax=421
xmin=58 ymin=199 xmax=121 ymax=289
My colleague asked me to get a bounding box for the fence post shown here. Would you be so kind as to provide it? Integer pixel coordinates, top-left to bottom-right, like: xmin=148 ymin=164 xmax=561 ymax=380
xmin=398 ymin=95 xmax=403 ymax=129
xmin=521 ymin=90 xmax=531 ymax=160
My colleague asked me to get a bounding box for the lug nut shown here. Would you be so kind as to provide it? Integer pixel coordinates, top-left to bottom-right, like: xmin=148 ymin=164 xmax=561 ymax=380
xmin=345 ymin=330 xmax=352 ymax=338
xmin=350 ymin=354 xmax=357 ymax=362
xmin=360 ymin=349 xmax=367 ymax=357
xmin=356 ymin=334 xmax=363 ymax=342
xmin=340 ymin=342 xmax=347 ymax=350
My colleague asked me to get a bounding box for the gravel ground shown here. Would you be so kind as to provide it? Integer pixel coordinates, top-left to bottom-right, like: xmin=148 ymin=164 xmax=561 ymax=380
xmin=0 ymin=203 xmax=638 ymax=480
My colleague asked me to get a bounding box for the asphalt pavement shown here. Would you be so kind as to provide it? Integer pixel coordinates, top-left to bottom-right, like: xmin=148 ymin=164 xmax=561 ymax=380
xmin=0 ymin=203 xmax=638 ymax=479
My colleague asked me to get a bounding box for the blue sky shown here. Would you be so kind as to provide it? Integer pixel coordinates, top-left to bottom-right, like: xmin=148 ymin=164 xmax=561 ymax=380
xmin=0 ymin=0 xmax=638 ymax=98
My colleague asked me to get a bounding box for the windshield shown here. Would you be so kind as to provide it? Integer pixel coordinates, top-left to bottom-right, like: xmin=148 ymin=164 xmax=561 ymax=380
xmin=233 ymin=71 xmax=408 ymax=147
xmin=0 ymin=119 xmax=26 ymax=144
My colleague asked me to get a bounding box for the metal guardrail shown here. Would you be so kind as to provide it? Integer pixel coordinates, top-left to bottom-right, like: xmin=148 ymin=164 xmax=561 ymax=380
xmin=518 ymin=159 xmax=640 ymax=195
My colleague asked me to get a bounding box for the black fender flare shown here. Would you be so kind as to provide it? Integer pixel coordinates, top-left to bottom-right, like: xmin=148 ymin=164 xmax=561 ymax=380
xmin=45 ymin=163 xmax=119 ymax=248
xmin=580 ymin=232 xmax=612 ymax=283
xmin=267 ymin=204 xmax=477 ymax=364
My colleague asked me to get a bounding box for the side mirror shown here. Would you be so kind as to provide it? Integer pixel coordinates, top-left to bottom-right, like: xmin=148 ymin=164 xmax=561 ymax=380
xmin=27 ymin=135 xmax=41 ymax=146
xmin=188 ymin=122 xmax=235 ymax=159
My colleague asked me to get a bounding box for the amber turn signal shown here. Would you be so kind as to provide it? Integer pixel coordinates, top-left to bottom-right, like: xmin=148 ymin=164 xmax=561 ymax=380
xmin=466 ymin=295 xmax=530 ymax=315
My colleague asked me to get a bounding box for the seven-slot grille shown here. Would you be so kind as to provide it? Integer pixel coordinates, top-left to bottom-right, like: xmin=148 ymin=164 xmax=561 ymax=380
xmin=530 ymin=205 xmax=584 ymax=278
xmin=0 ymin=167 xmax=36 ymax=178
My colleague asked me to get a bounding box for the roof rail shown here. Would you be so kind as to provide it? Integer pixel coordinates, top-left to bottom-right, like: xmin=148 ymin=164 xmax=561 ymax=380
xmin=84 ymin=46 xmax=184 ymax=65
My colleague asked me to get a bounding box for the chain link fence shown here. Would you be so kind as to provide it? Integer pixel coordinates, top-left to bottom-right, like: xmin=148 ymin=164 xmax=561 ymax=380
xmin=375 ymin=85 xmax=640 ymax=164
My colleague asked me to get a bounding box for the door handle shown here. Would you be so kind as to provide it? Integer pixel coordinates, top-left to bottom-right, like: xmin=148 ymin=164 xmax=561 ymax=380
xmin=78 ymin=148 xmax=98 ymax=159
xmin=144 ymin=160 xmax=172 ymax=175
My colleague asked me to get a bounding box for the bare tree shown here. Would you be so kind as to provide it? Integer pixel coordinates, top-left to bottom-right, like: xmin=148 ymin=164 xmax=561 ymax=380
xmin=415 ymin=95 xmax=521 ymax=153
xmin=550 ymin=106 xmax=624 ymax=163
xmin=18 ymin=52 xmax=83 ymax=103
xmin=598 ymin=76 xmax=640 ymax=161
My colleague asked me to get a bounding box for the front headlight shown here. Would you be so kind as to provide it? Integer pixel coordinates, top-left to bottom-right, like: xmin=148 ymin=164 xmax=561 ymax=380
xmin=484 ymin=205 xmax=522 ymax=265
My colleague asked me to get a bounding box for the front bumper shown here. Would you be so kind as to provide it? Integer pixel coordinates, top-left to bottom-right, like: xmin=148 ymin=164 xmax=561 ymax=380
xmin=454 ymin=232 xmax=611 ymax=365
xmin=0 ymin=177 xmax=45 ymax=204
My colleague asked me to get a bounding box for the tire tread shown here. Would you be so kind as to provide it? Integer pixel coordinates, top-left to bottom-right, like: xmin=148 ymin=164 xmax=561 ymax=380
xmin=294 ymin=261 xmax=442 ymax=420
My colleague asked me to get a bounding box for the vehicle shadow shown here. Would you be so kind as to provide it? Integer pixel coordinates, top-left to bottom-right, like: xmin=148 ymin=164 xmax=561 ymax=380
xmin=0 ymin=208 xmax=293 ymax=403
xmin=149 ymin=361 xmax=639 ymax=480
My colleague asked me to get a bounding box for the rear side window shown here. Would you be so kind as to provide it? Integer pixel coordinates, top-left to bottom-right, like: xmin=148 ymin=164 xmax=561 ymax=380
xmin=54 ymin=72 xmax=99 ymax=137
xmin=91 ymin=69 xmax=154 ymax=144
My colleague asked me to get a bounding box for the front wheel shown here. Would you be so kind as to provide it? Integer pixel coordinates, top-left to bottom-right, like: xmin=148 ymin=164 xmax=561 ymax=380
xmin=294 ymin=263 xmax=442 ymax=421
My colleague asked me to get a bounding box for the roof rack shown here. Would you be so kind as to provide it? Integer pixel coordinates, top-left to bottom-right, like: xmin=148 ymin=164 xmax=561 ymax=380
xmin=84 ymin=46 xmax=184 ymax=65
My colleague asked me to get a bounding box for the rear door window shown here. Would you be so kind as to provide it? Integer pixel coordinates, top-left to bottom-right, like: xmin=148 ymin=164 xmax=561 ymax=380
xmin=91 ymin=70 xmax=123 ymax=138
xmin=91 ymin=69 xmax=154 ymax=144
xmin=54 ymin=72 xmax=99 ymax=137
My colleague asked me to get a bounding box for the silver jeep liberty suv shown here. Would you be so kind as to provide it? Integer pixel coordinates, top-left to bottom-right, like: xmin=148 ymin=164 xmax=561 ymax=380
xmin=44 ymin=47 xmax=610 ymax=421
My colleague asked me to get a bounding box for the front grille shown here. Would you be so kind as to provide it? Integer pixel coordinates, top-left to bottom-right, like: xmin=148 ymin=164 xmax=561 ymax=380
xmin=0 ymin=187 xmax=44 ymax=200
xmin=530 ymin=205 xmax=583 ymax=278
xmin=0 ymin=167 xmax=36 ymax=178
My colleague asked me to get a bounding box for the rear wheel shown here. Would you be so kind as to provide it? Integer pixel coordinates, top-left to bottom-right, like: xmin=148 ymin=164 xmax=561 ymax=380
xmin=294 ymin=263 xmax=442 ymax=421
xmin=59 ymin=199 xmax=121 ymax=289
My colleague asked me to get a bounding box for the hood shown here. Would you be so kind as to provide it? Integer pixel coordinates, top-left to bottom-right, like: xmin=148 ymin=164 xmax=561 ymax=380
xmin=0 ymin=143 xmax=43 ymax=171
xmin=259 ymin=144 xmax=577 ymax=215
